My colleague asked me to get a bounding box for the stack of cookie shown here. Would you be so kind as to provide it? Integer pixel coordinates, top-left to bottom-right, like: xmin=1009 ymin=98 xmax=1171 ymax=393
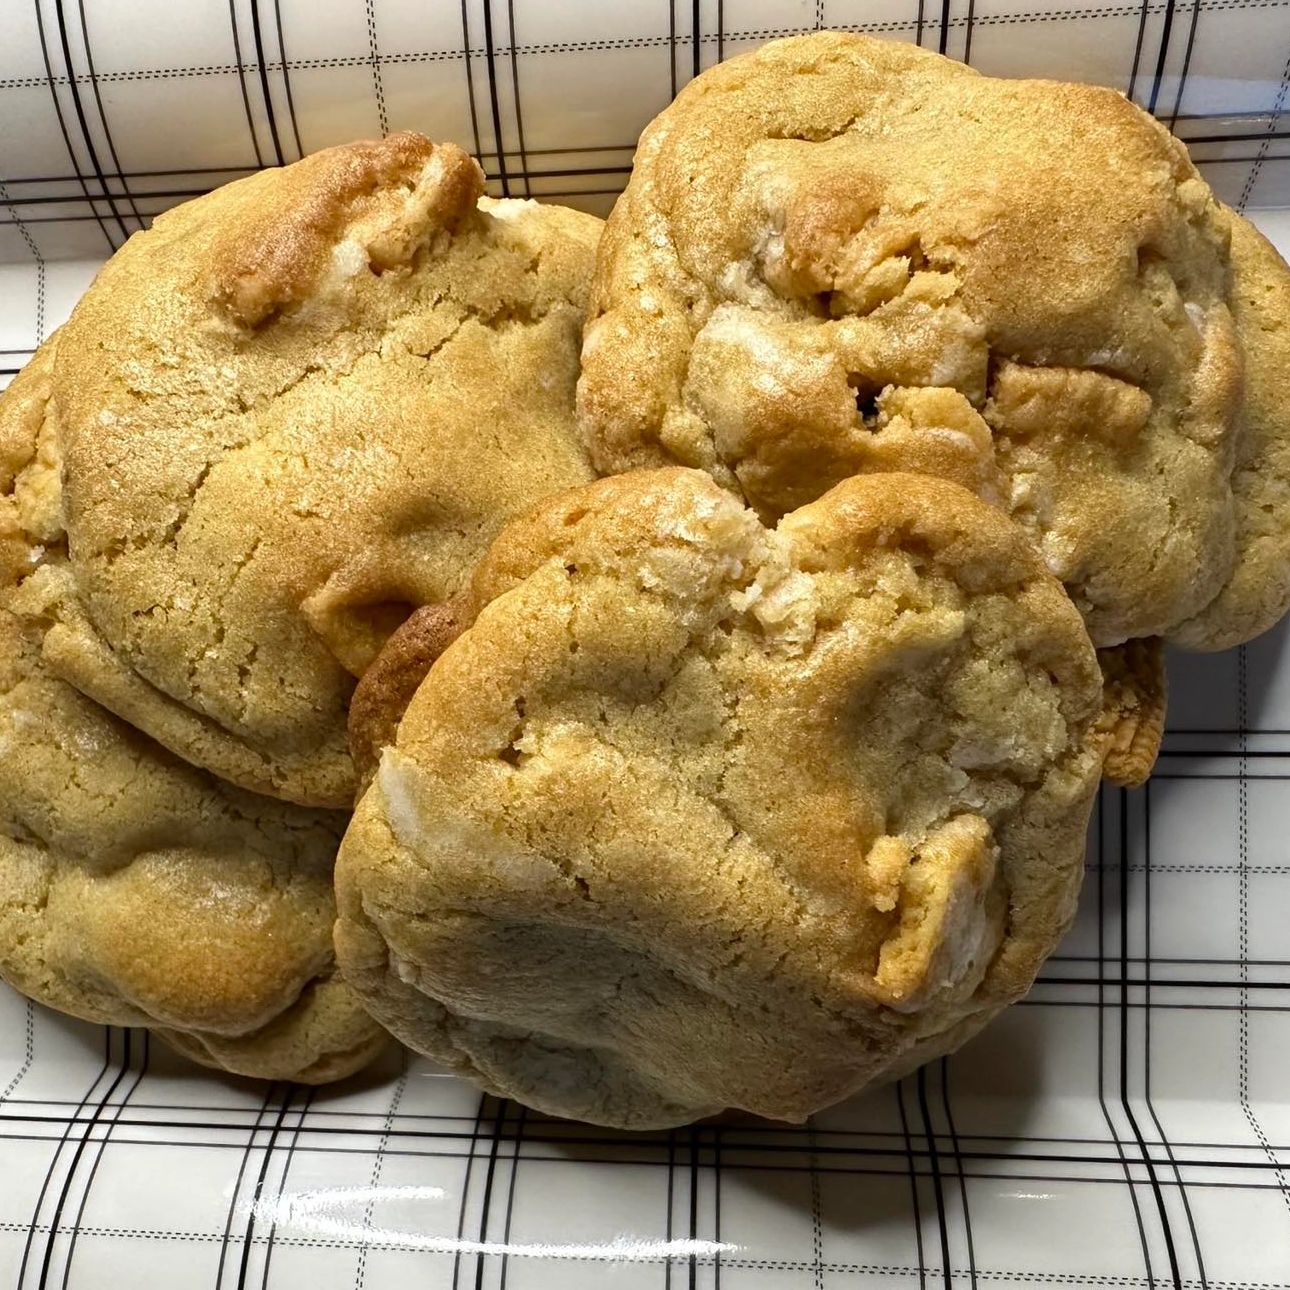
xmin=3 ymin=33 xmax=1288 ymax=1126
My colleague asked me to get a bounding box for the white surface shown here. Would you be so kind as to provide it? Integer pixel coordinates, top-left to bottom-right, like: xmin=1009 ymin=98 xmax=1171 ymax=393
xmin=3 ymin=8 xmax=1290 ymax=1286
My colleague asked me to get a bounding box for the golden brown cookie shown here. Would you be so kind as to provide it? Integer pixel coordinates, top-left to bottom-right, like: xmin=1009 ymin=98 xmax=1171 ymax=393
xmin=579 ymin=32 xmax=1290 ymax=655
xmin=334 ymin=468 xmax=1103 ymax=1128
xmin=45 ymin=133 xmax=600 ymax=807
xmin=0 ymin=605 xmax=386 ymax=1083
xmin=0 ymin=349 xmax=387 ymax=1083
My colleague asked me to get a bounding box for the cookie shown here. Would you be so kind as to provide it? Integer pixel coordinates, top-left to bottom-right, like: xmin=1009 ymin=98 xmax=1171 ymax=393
xmin=0 ymin=603 xmax=386 ymax=1083
xmin=334 ymin=467 xmax=1103 ymax=1127
xmin=578 ymin=32 xmax=1290 ymax=654
xmin=44 ymin=133 xmax=599 ymax=807
xmin=0 ymin=347 xmax=387 ymax=1084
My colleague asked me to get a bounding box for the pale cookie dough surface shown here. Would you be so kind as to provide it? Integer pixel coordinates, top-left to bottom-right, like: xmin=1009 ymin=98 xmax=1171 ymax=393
xmin=335 ymin=468 xmax=1103 ymax=1128
xmin=49 ymin=132 xmax=600 ymax=807
xmin=579 ymin=32 xmax=1290 ymax=651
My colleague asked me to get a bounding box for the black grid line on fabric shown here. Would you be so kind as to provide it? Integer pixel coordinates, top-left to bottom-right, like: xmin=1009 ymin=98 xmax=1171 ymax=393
xmin=213 ymin=1083 xmax=282 ymax=1290
xmin=232 ymin=1085 xmax=299 ymax=1290
xmin=496 ymin=1101 xmax=526 ymax=1290
xmin=7 ymin=0 xmax=1290 ymax=92
xmin=481 ymin=1 xmax=511 ymax=196
xmin=272 ymin=0 xmax=304 ymax=159
xmin=31 ymin=0 xmax=115 ymax=252
xmin=895 ymin=1080 xmax=929 ymax=1289
xmin=17 ymin=1028 xmax=122 ymax=1290
xmin=227 ymin=0 xmax=267 ymax=172
xmin=808 ymin=1119 xmax=824 ymax=1290
xmin=0 ymin=1001 xmax=35 ymax=1104
xmin=259 ymin=1085 xmax=316 ymax=1290
xmin=11 ymin=1205 xmax=1290 ymax=1286
xmin=73 ymin=0 xmax=145 ymax=232
xmin=1117 ymin=791 xmax=1185 ymax=1290
xmin=450 ymin=1093 xmax=488 ymax=1290
xmin=916 ymin=1067 xmax=953 ymax=1290
xmin=1237 ymin=40 xmax=1290 ymax=209
xmin=939 ymin=1059 xmax=978 ymax=1290
xmin=505 ymin=0 xmax=533 ymax=199
xmin=57 ymin=1031 xmax=150 ymax=1290
xmin=686 ymin=1122 xmax=699 ymax=1290
xmin=353 ymin=1055 xmax=407 ymax=1290
xmin=1141 ymin=783 xmax=1210 ymax=1290
xmin=250 ymin=0 xmax=289 ymax=167
xmin=2 ymin=1110 xmax=1289 ymax=1169
xmin=363 ymin=0 xmax=389 ymax=138
xmin=1095 ymin=794 xmax=1155 ymax=1287
xmin=1235 ymin=647 xmax=1290 ymax=1217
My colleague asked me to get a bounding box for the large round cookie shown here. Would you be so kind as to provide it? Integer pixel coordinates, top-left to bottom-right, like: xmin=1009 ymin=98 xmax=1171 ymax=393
xmin=0 ymin=345 xmax=386 ymax=1083
xmin=334 ymin=468 xmax=1103 ymax=1128
xmin=579 ymin=32 xmax=1290 ymax=653
xmin=46 ymin=133 xmax=600 ymax=807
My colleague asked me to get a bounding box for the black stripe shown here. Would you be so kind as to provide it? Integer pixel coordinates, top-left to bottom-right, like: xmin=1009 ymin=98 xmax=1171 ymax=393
xmin=363 ymin=0 xmax=389 ymax=136
xmin=234 ymin=1085 xmax=295 ymax=1290
xmin=808 ymin=1118 xmax=824 ymax=1290
xmin=1126 ymin=0 xmax=1153 ymax=104
xmin=52 ymin=0 xmax=130 ymax=242
xmin=1141 ymin=784 xmax=1210 ymax=1288
xmin=273 ymin=0 xmax=304 ymax=157
xmin=74 ymin=0 xmax=144 ymax=230
xmin=916 ymin=0 xmax=925 ymax=48
xmin=940 ymin=1059 xmax=978 ymax=1290
xmin=59 ymin=1032 xmax=150 ymax=1290
xmin=450 ymin=1093 xmax=488 ymax=1290
xmin=691 ymin=0 xmax=700 ymax=79
xmin=227 ymin=0 xmax=266 ymax=169
xmin=1147 ymin=0 xmax=1178 ymax=114
xmin=459 ymin=0 xmax=485 ymax=165
xmin=717 ymin=0 xmax=724 ymax=62
xmin=32 ymin=0 xmax=114 ymax=250
xmin=353 ymin=1052 xmax=409 ymax=1290
xmin=17 ymin=1029 xmax=113 ymax=1288
xmin=497 ymin=1102 xmax=526 ymax=1290
xmin=236 ymin=1088 xmax=295 ymax=1290
xmin=215 ymin=1084 xmax=278 ymax=1290
xmin=260 ymin=1086 xmax=315 ymax=1290
xmin=964 ymin=0 xmax=976 ymax=64
xmin=664 ymin=1128 xmax=677 ymax=1290
xmin=1118 ymin=790 xmax=1185 ymax=1290
xmin=473 ymin=1099 xmax=508 ymax=1290
xmin=938 ymin=0 xmax=951 ymax=54
xmin=481 ymin=2 xmax=510 ymax=195
xmin=35 ymin=1029 xmax=134 ymax=1289
xmin=1095 ymin=793 xmax=1155 ymax=1286
xmin=34 ymin=1026 xmax=134 ymax=1290
xmin=713 ymin=1122 xmax=723 ymax=1290
xmin=669 ymin=0 xmax=678 ymax=98
xmin=1167 ymin=0 xmax=1203 ymax=129
xmin=249 ymin=0 xmax=286 ymax=166
xmin=687 ymin=1123 xmax=699 ymax=1290
xmin=916 ymin=1068 xmax=952 ymax=1289
xmin=505 ymin=0 xmax=531 ymax=197
xmin=895 ymin=1081 xmax=928 ymax=1290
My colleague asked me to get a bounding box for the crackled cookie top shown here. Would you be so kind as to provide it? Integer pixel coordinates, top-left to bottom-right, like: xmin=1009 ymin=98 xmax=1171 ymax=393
xmin=579 ymin=32 xmax=1290 ymax=651
xmin=334 ymin=468 xmax=1102 ymax=1128
xmin=49 ymin=133 xmax=600 ymax=806
xmin=0 ymin=346 xmax=386 ymax=1083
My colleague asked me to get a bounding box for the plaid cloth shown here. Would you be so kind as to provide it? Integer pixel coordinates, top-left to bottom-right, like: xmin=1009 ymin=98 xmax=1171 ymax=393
xmin=3 ymin=3 xmax=1290 ymax=1286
